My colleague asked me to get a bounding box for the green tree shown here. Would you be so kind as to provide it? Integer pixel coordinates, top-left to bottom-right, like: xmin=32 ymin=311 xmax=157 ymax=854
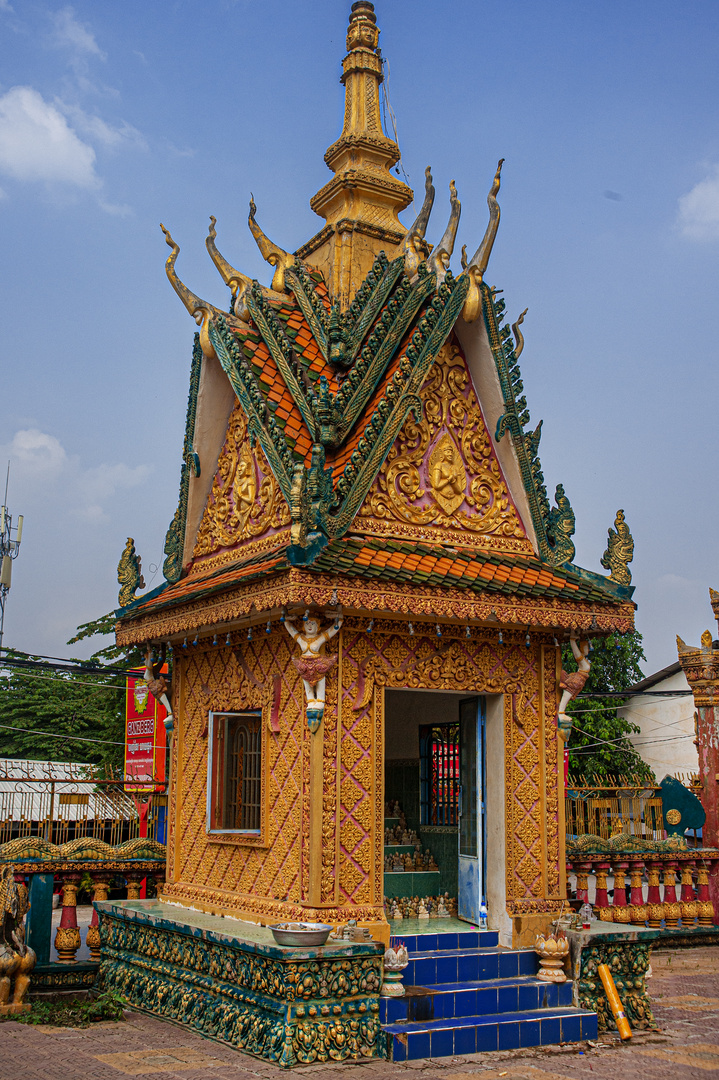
xmin=0 ymin=614 xmax=144 ymax=772
xmin=563 ymin=629 xmax=654 ymax=783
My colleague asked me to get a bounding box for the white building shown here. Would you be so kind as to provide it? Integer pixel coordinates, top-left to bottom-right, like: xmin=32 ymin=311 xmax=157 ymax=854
xmin=621 ymin=663 xmax=697 ymax=781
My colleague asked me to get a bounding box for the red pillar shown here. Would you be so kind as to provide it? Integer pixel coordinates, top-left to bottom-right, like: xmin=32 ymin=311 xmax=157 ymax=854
xmin=678 ymin=618 xmax=719 ymax=923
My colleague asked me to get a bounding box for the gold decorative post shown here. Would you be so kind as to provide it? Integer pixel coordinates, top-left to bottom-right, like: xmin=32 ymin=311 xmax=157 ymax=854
xmin=126 ymin=873 xmax=143 ymax=901
xmin=54 ymin=874 xmax=82 ymax=963
xmin=86 ymin=877 xmax=110 ymax=962
xmin=298 ymin=1 xmax=413 ymax=307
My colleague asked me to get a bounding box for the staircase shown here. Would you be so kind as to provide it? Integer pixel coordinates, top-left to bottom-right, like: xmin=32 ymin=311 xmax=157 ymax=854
xmin=381 ymin=928 xmax=597 ymax=1061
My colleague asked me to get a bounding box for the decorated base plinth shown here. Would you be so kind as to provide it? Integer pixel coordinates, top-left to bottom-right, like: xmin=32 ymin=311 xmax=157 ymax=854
xmin=96 ymin=900 xmax=385 ymax=1068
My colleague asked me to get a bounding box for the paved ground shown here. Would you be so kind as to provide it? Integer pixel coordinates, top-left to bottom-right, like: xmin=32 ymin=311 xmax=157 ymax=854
xmin=2 ymin=946 xmax=719 ymax=1080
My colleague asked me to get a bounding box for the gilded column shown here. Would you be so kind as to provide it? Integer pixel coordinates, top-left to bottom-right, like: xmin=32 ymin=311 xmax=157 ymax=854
xmin=86 ymin=877 xmax=110 ymax=962
xmin=678 ymin=619 xmax=719 ymax=922
xmin=54 ymin=874 xmax=82 ymax=963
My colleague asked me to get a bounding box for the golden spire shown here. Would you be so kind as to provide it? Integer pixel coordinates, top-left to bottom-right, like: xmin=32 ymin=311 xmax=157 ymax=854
xmin=297 ymin=2 xmax=413 ymax=308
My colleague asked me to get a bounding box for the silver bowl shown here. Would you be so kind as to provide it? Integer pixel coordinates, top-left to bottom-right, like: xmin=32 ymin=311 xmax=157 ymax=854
xmin=269 ymin=921 xmax=333 ymax=947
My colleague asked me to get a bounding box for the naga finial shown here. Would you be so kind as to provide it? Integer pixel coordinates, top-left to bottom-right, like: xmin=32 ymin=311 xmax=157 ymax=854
xmin=403 ymin=166 xmax=435 ymax=278
xmin=118 ymin=537 xmax=145 ymax=608
xmin=512 ymin=308 xmax=528 ymax=359
xmin=600 ymin=509 xmax=634 ymax=586
xmin=461 ymin=159 xmax=505 ymax=323
xmin=248 ymin=195 xmax=294 ymax=293
xmin=548 ymin=484 xmax=576 ymax=566
xmin=206 ymin=216 xmax=252 ymax=321
xmin=160 ymin=224 xmax=226 ymax=357
xmin=427 ymin=180 xmax=461 ymax=287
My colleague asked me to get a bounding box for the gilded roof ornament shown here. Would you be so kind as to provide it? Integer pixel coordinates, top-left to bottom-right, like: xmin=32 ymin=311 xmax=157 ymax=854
xmin=461 ymin=160 xmax=504 ymax=323
xmin=427 ymin=180 xmax=461 ymax=288
xmin=248 ymin=196 xmax=295 ymax=293
xmin=547 ymin=483 xmax=576 ymax=566
xmin=205 ymin=216 xmax=252 ymax=321
xmin=117 ymin=537 xmax=145 ymax=608
xmin=160 ymin=224 xmax=227 ymax=357
xmin=512 ymin=308 xmax=528 ymax=360
xmin=403 ymin=166 xmax=435 ymax=278
xmin=600 ymin=509 xmax=634 ymax=586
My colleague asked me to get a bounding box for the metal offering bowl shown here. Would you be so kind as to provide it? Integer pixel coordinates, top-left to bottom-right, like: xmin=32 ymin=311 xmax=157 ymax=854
xmin=269 ymin=922 xmax=333 ymax=947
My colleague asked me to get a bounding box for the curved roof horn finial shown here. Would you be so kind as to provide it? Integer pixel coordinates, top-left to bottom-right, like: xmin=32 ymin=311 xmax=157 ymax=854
xmin=403 ymin=166 xmax=435 ymax=277
xmin=160 ymin=224 xmax=226 ymax=357
xmin=461 ymin=160 xmax=505 ymax=323
xmin=206 ymin=216 xmax=252 ymax=321
xmin=427 ymin=180 xmax=461 ymax=286
xmin=248 ymin=195 xmax=295 ymax=293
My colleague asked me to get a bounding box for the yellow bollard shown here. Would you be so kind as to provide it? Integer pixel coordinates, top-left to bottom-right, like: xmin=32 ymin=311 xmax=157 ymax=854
xmin=597 ymin=963 xmax=632 ymax=1040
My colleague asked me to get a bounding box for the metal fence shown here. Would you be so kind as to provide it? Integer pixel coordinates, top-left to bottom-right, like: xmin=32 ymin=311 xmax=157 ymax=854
xmin=565 ymin=773 xmax=700 ymax=842
xmin=0 ymin=760 xmax=167 ymax=846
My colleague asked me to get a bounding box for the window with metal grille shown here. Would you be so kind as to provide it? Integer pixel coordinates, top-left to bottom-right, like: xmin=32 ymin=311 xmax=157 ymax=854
xmin=208 ymin=712 xmax=262 ymax=833
xmin=419 ymin=722 xmax=459 ymax=826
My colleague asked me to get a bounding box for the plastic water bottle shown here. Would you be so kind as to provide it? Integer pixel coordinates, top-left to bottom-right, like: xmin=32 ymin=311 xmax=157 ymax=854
xmin=479 ymin=903 xmax=488 ymax=930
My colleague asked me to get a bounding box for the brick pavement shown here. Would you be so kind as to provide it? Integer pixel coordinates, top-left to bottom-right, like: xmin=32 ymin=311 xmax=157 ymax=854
xmin=2 ymin=946 xmax=719 ymax=1080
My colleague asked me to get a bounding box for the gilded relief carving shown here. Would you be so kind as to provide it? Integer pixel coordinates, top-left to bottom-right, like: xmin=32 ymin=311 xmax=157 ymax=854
xmin=163 ymin=619 xmax=561 ymax=926
xmin=193 ymin=403 xmax=290 ymax=561
xmin=359 ymin=340 xmax=529 ymax=550
xmin=428 ymin=432 xmax=466 ymax=515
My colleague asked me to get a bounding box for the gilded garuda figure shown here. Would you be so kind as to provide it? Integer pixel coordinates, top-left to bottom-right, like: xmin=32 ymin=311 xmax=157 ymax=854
xmin=601 ymin=509 xmax=634 ymax=586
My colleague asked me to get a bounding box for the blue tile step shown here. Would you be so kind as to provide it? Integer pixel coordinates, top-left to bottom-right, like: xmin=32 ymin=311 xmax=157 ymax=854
xmin=391 ymin=930 xmax=499 ymax=952
xmin=385 ymin=1006 xmax=598 ymax=1061
xmin=404 ymin=946 xmax=538 ymax=986
xmin=379 ymin=976 xmax=573 ymax=1024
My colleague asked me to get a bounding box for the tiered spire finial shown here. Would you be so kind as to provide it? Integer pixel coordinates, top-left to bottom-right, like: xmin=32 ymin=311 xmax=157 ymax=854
xmin=297 ymin=2 xmax=413 ymax=308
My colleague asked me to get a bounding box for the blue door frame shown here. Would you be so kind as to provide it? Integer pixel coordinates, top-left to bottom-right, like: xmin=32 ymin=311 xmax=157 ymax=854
xmin=458 ymin=696 xmax=487 ymax=924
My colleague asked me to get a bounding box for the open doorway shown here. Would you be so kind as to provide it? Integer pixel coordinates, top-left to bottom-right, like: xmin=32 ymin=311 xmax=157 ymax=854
xmin=384 ymin=689 xmax=506 ymax=936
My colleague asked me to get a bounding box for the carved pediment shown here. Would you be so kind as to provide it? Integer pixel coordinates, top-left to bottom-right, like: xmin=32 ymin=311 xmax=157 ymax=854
xmin=358 ymin=340 xmax=530 ymax=553
xmin=192 ymin=403 xmax=290 ymax=564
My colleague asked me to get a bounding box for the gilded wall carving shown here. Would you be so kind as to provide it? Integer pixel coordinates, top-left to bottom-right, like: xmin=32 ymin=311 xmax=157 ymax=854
xmin=164 ymin=621 xmax=562 ymax=925
xmin=192 ymin=402 xmax=290 ymax=567
xmin=164 ymin=634 xmax=310 ymax=914
xmin=358 ymin=340 xmax=531 ymax=553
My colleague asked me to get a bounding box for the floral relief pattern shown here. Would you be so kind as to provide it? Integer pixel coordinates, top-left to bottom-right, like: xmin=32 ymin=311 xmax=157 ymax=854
xmin=358 ymin=339 xmax=530 ymax=552
xmin=192 ymin=402 xmax=290 ymax=564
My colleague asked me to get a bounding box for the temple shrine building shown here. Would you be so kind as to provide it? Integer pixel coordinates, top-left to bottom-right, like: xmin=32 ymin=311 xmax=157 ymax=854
xmin=103 ymin=2 xmax=637 ymax=1064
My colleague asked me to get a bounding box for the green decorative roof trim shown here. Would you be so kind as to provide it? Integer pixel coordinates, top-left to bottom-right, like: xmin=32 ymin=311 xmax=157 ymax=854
xmin=163 ymin=333 xmax=203 ymax=584
xmin=482 ymin=284 xmax=576 ymax=567
xmin=209 ymin=256 xmax=469 ymax=563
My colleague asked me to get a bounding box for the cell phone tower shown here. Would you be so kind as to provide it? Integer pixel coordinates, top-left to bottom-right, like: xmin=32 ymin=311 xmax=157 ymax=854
xmin=0 ymin=464 xmax=24 ymax=650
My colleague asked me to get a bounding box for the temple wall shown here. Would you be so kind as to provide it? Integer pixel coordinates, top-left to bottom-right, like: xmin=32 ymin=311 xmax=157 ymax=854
xmin=162 ymin=620 xmax=564 ymax=942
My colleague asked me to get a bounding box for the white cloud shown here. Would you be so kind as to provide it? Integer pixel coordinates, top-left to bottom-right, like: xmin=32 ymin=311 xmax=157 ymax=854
xmin=8 ymin=429 xmax=67 ymax=477
xmin=58 ymin=103 xmax=145 ymax=150
xmin=2 ymin=429 xmax=150 ymax=524
xmin=49 ymin=6 xmax=104 ymax=61
xmin=0 ymin=86 xmax=99 ymax=188
xmin=0 ymin=0 xmax=14 ymax=12
xmin=677 ymin=166 xmax=719 ymax=241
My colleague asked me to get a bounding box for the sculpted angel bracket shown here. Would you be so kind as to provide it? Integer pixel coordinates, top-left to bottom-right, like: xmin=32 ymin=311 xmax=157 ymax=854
xmin=283 ymin=612 xmax=342 ymax=733
xmin=557 ymin=635 xmax=591 ymax=742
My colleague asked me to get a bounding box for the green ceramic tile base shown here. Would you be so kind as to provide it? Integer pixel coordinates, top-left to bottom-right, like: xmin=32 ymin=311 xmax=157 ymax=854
xmin=96 ymin=900 xmax=385 ymax=1069
xmin=383 ymin=870 xmax=441 ymax=898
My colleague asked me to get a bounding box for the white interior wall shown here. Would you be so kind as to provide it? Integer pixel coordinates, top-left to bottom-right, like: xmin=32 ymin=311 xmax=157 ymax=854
xmin=384 ymin=688 xmax=509 ymax=941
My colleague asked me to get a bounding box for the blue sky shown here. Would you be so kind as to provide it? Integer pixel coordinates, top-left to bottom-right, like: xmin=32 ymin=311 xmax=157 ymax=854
xmin=1 ymin=0 xmax=718 ymax=674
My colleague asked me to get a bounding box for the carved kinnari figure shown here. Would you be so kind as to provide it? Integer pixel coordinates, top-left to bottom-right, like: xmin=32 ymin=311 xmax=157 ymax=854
xmin=557 ymin=635 xmax=591 ymax=741
xmin=283 ymin=613 xmax=342 ymax=732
